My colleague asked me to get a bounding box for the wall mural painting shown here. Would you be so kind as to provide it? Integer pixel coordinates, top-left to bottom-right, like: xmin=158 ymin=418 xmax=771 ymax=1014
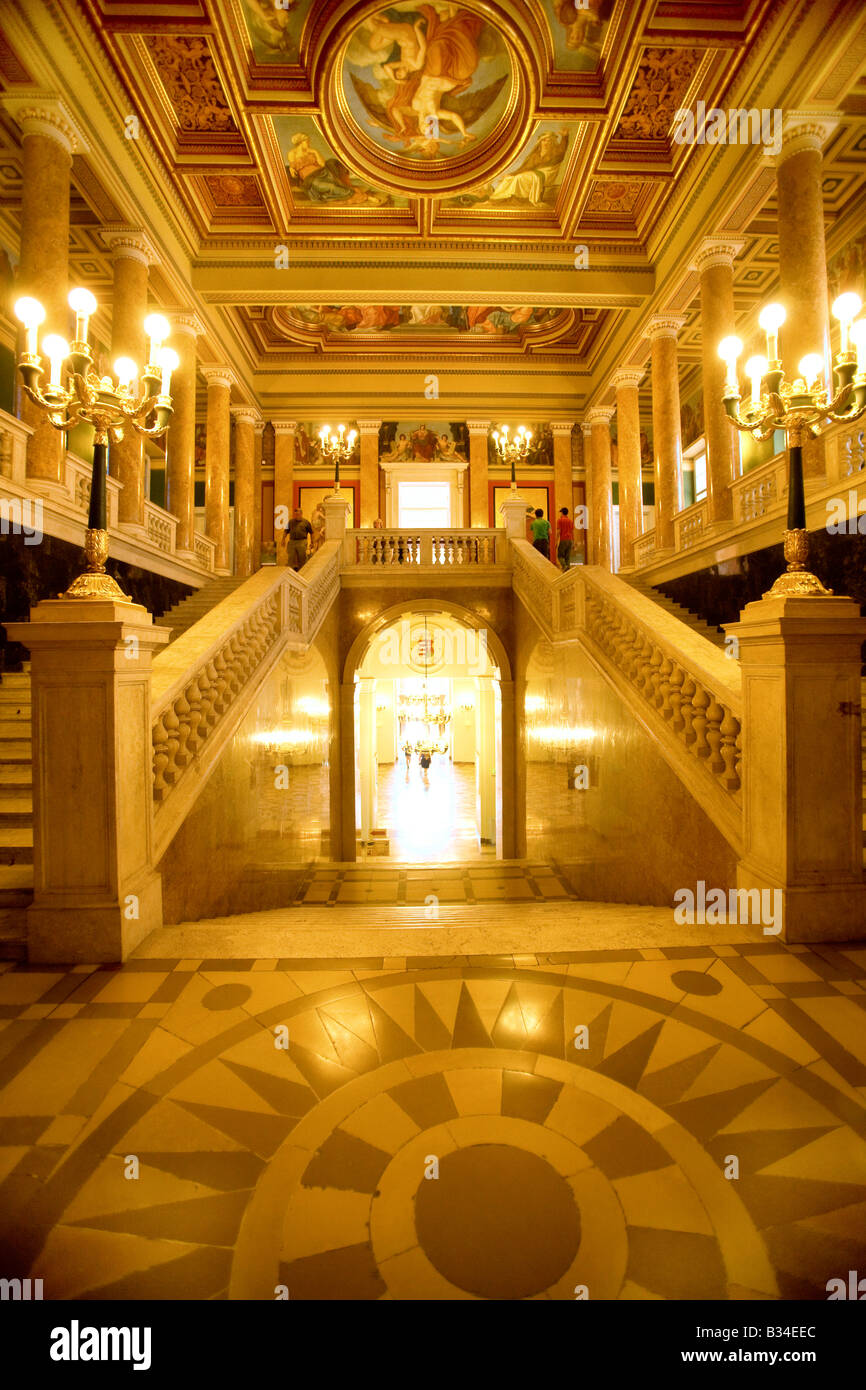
xmin=540 ymin=0 xmax=610 ymax=73
xmin=281 ymin=304 xmax=562 ymax=337
xmin=274 ymin=116 xmax=406 ymax=208
xmin=380 ymin=421 xmax=469 ymax=461
xmin=827 ymin=230 xmax=866 ymax=305
xmin=241 ymin=0 xmax=314 ymax=64
xmin=443 ymin=122 xmax=571 ymax=209
xmin=680 ymin=391 xmax=704 ymax=450
xmin=342 ymin=4 xmax=512 ymax=161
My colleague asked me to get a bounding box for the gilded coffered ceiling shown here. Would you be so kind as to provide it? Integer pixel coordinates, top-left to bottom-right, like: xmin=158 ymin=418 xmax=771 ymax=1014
xmin=0 ymin=0 xmax=865 ymax=419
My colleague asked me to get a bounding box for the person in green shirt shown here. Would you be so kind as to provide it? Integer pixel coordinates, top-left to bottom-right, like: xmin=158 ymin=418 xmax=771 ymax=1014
xmin=530 ymin=508 xmax=551 ymax=559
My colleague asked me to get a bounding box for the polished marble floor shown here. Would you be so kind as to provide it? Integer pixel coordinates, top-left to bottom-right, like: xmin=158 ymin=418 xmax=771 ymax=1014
xmin=1 ymin=939 xmax=865 ymax=1300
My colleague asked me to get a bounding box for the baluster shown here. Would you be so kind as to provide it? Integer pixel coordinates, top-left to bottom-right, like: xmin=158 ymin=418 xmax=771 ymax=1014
xmin=162 ymin=704 xmax=181 ymax=788
xmin=720 ymin=709 xmax=741 ymax=791
xmin=669 ymin=663 xmax=685 ymax=736
xmin=691 ymin=685 xmax=710 ymax=759
xmin=456 ymin=536 xmax=465 ymax=565
xmin=481 ymin=535 xmax=490 ymax=565
xmin=361 ymin=535 xmax=371 ymax=564
xmin=152 ymin=716 xmax=171 ymax=800
xmin=706 ymin=696 xmax=725 ymax=775
xmin=644 ymin=645 xmax=663 ymax=704
xmin=679 ymin=675 xmax=696 ymax=745
xmin=173 ymin=689 xmax=192 ymax=767
xmin=184 ymin=677 xmax=204 ymax=755
xmin=657 ymin=654 xmax=674 ymax=717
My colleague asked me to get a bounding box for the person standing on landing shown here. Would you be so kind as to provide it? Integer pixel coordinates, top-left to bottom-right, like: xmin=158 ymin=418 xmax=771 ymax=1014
xmin=530 ymin=507 xmax=551 ymax=560
xmin=285 ymin=507 xmax=312 ymax=571
xmin=556 ymin=506 xmax=574 ymax=571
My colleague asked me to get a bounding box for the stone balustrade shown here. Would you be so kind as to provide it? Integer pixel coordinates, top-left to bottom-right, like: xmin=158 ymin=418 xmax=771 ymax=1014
xmin=344 ymin=528 xmax=504 ymax=568
xmin=674 ymin=499 xmax=709 ymax=551
xmin=149 ymin=542 xmax=340 ymax=855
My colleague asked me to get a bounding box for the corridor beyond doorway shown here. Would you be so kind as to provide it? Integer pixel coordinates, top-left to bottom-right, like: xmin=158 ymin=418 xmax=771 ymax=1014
xmin=369 ymin=762 xmax=491 ymax=862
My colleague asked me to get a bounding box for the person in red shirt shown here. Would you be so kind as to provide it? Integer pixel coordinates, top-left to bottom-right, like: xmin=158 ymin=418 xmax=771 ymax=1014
xmin=556 ymin=507 xmax=574 ymax=571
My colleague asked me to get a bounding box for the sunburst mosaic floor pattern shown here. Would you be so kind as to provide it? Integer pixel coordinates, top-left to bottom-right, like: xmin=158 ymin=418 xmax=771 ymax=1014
xmin=0 ymin=940 xmax=865 ymax=1300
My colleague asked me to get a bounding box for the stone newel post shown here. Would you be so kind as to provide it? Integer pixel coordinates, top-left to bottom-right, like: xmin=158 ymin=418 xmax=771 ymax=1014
xmin=7 ymin=599 xmax=170 ymax=963
xmin=729 ymin=593 xmax=866 ymax=942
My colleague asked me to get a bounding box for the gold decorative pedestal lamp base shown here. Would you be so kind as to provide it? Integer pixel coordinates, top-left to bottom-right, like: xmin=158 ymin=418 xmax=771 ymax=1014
xmin=62 ymin=528 xmax=132 ymax=601
xmin=763 ymin=528 xmax=834 ymax=598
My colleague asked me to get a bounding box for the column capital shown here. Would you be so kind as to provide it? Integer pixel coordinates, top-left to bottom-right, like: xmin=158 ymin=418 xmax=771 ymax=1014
xmin=776 ymin=111 xmax=842 ymax=166
xmin=611 ymin=367 xmax=645 ymax=391
xmin=550 ymin=421 xmax=576 ymax=436
xmin=646 ymin=314 xmax=686 ymax=341
xmin=201 ymin=365 xmax=236 ymax=390
xmin=2 ymin=94 xmax=88 ymax=155
xmin=231 ymin=405 xmax=263 ymax=427
xmin=466 ymin=419 xmax=491 ymax=434
xmin=585 ymin=406 xmax=614 ymax=426
xmin=170 ymin=311 xmax=206 ymax=338
xmin=691 ymin=237 xmax=746 ymax=274
xmin=272 ymin=420 xmax=297 ymax=435
xmin=356 ymin=419 xmax=382 ymax=435
xmin=581 ymin=422 xmax=593 ymax=438
xmin=100 ymin=226 xmax=160 ymax=267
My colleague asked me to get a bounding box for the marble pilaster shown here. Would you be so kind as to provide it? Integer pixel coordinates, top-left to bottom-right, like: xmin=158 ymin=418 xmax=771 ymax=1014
xmin=612 ymin=369 xmax=644 ymax=570
xmin=551 ymin=422 xmax=576 ymax=525
xmin=357 ymin=419 xmax=382 ymax=528
xmin=586 ymin=407 xmax=614 ymax=571
xmin=201 ymin=366 xmax=234 ymax=575
xmin=273 ymin=421 xmax=296 ymax=565
xmin=165 ymin=312 xmax=201 ymax=558
xmin=232 ymin=405 xmax=261 ymax=578
xmin=647 ymin=315 xmax=686 ymax=554
xmin=467 ymin=420 xmax=490 ymax=528
xmin=693 ymin=239 xmax=744 ymax=525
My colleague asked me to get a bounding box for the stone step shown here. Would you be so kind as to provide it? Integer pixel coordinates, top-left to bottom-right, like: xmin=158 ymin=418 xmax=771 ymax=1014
xmin=0 ymin=912 xmax=27 ymax=960
xmin=0 ymin=864 xmax=33 ymax=905
xmin=0 ymin=828 xmax=33 ymax=864
xmin=0 ymin=720 xmax=30 ymax=740
xmin=0 ymin=793 xmax=32 ymax=827
xmin=0 ymin=674 xmax=31 ymax=690
xmin=0 ymin=741 xmax=31 ymax=762
xmin=0 ymin=766 xmax=31 ymax=789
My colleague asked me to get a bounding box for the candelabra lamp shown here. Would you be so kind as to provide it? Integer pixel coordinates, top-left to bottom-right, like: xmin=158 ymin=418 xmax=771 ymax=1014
xmin=14 ymin=291 xmax=177 ymax=601
xmin=319 ymin=424 xmax=357 ymax=491
xmin=492 ymin=424 xmax=533 ymax=486
xmin=717 ymin=293 xmax=866 ymax=596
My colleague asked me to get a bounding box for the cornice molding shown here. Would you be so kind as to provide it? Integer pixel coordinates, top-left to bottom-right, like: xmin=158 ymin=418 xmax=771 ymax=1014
xmin=355 ymin=419 xmax=382 ymax=433
xmin=550 ymin=422 xmax=575 ymax=435
xmin=466 ymin=420 xmax=492 ymax=433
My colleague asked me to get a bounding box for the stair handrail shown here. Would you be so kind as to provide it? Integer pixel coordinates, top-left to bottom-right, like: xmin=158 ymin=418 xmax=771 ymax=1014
xmin=511 ymin=540 xmax=744 ymax=852
xmin=150 ymin=543 xmax=340 ymax=855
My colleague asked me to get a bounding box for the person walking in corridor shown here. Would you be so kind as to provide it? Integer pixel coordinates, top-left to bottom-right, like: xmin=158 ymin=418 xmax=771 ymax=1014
xmin=530 ymin=507 xmax=551 ymax=560
xmin=285 ymin=507 xmax=312 ymax=571
xmin=556 ymin=506 xmax=574 ymax=571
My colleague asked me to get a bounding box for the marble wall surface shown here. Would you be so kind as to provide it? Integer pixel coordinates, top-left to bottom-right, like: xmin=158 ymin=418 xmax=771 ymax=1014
xmin=160 ymin=645 xmax=331 ymax=923
xmin=520 ymin=621 xmax=737 ymax=905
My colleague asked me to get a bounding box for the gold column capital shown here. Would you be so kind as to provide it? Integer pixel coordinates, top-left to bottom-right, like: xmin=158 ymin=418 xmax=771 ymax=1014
xmin=2 ymin=93 xmax=87 ymax=155
xmin=585 ymin=406 xmax=614 ymax=427
xmin=201 ymin=365 xmax=236 ymax=391
xmin=691 ymin=237 xmax=746 ymax=274
xmin=272 ymin=420 xmax=297 ymax=435
xmin=356 ymin=419 xmax=382 ymax=435
xmin=466 ymin=419 xmax=492 ymax=434
xmin=170 ymin=310 xmax=206 ymax=338
xmin=646 ymin=314 xmax=686 ymax=341
xmin=550 ymin=421 xmax=576 ymax=436
xmin=101 ymin=226 xmax=160 ymax=267
xmin=776 ymin=110 xmax=842 ymax=165
xmin=231 ymin=405 xmax=263 ymax=428
xmin=611 ymin=368 xmax=645 ymax=392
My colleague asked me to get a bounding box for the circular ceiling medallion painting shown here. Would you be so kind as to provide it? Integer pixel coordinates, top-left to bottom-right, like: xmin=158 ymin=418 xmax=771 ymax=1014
xmin=323 ymin=4 xmax=532 ymax=196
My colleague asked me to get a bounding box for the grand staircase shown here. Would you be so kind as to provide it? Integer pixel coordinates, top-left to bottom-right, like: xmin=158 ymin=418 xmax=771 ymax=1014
xmin=156 ymin=576 xmax=246 ymax=642
xmin=625 ymin=576 xmax=728 ymax=650
xmin=0 ymin=665 xmax=32 ymax=959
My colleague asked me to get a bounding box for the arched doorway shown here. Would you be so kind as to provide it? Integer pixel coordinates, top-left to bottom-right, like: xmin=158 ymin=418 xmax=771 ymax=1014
xmin=341 ymin=603 xmax=516 ymax=862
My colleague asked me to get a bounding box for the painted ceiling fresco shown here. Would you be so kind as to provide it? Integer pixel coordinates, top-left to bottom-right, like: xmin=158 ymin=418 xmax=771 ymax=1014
xmin=273 ymin=116 xmax=409 ymax=209
xmin=241 ymin=0 xmax=314 ymax=65
xmin=540 ymin=0 xmax=610 ymax=73
xmin=441 ymin=121 xmax=572 ymax=210
xmin=278 ymin=305 xmax=566 ymax=338
xmin=341 ymin=7 xmax=513 ymax=162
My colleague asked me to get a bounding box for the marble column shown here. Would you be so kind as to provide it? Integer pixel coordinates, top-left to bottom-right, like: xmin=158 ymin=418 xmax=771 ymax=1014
xmin=273 ymin=421 xmax=296 ymax=565
xmin=232 ymin=406 xmax=261 ymax=578
xmin=103 ymin=229 xmax=157 ymax=528
xmin=693 ymin=238 xmax=744 ymax=525
xmin=551 ymin=422 xmax=576 ymax=524
xmin=165 ymin=312 xmax=201 ymax=558
xmin=253 ymin=418 xmax=264 ymax=571
xmin=581 ymin=422 xmax=593 ymax=561
xmin=201 ymin=366 xmax=234 ymax=575
xmin=612 ymin=369 xmax=644 ymax=570
xmin=357 ymin=419 xmax=382 ymax=528
xmin=6 ymin=100 xmax=81 ymax=488
xmin=467 ymin=420 xmax=491 ymax=527
xmin=647 ymin=314 xmax=686 ymax=553
xmin=586 ymin=407 xmax=614 ymax=571
xmin=777 ymin=114 xmax=838 ymax=478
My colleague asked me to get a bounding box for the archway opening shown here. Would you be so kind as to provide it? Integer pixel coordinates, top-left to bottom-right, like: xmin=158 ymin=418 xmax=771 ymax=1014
xmin=354 ymin=609 xmax=503 ymax=862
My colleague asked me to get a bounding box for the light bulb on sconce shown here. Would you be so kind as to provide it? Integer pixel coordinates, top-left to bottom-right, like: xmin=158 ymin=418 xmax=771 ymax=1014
xmin=158 ymin=347 xmax=179 ymax=395
xmin=41 ymin=335 xmax=70 ymax=390
xmin=832 ymin=292 xmax=863 ymax=355
xmin=744 ymin=355 xmax=768 ymax=408
xmin=717 ymin=336 xmax=743 ymax=396
xmin=758 ymin=302 xmax=785 ymax=363
xmin=144 ymin=313 xmax=170 ymax=365
xmin=14 ymin=296 xmax=46 ymax=357
xmin=68 ymin=287 xmax=97 ymax=345
xmin=113 ymin=357 xmax=138 ymax=392
xmin=797 ymin=354 xmax=825 ymax=392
